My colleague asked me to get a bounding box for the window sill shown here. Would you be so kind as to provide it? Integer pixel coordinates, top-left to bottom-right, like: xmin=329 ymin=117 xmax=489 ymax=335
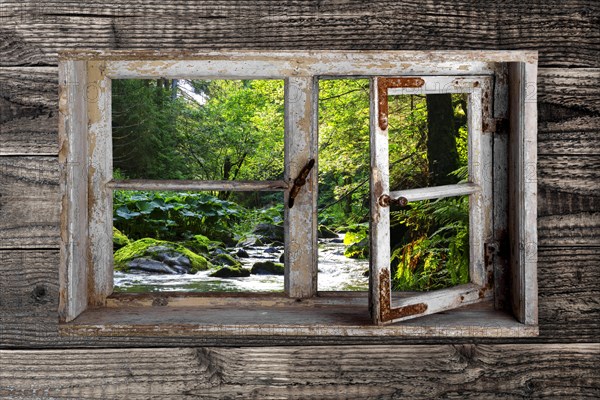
xmin=59 ymin=293 xmax=538 ymax=338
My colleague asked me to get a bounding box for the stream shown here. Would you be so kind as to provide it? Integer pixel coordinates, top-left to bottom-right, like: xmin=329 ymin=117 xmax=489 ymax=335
xmin=114 ymin=234 xmax=369 ymax=293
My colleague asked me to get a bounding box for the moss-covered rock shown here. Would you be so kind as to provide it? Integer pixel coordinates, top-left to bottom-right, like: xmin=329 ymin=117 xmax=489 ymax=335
xmin=318 ymin=225 xmax=338 ymax=239
xmin=251 ymin=261 xmax=285 ymax=275
xmin=210 ymin=266 xmax=251 ymax=278
xmin=184 ymin=234 xmax=223 ymax=255
xmin=252 ymin=223 xmax=284 ymax=244
xmin=114 ymin=238 xmax=212 ymax=273
xmin=211 ymin=253 xmax=242 ymax=268
xmin=113 ymin=227 xmax=131 ymax=250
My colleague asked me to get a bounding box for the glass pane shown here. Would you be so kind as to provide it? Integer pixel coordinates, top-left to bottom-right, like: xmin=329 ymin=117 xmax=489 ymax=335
xmin=390 ymin=195 xmax=470 ymax=292
xmin=387 ymin=93 xmax=469 ymax=190
xmin=112 ymin=190 xmax=285 ymax=293
xmin=317 ymin=78 xmax=370 ymax=291
xmin=111 ymin=79 xmax=284 ymax=181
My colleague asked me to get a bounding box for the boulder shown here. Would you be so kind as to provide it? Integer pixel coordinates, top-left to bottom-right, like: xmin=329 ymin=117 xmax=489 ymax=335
xmin=252 ymin=223 xmax=284 ymax=244
xmin=318 ymin=225 xmax=338 ymax=239
xmin=211 ymin=253 xmax=242 ymax=268
xmin=114 ymin=238 xmax=212 ymax=273
xmin=279 ymin=252 xmax=285 ymax=263
xmin=127 ymin=258 xmax=187 ymax=274
xmin=236 ymin=248 xmax=250 ymax=258
xmin=210 ymin=266 xmax=251 ymax=278
xmin=251 ymin=261 xmax=285 ymax=275
xmin=113 ymin=227 xmax=131 ymax=250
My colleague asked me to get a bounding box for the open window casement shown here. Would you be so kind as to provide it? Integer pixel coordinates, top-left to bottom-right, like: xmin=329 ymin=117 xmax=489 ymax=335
xmin=59 ymin=51 xmax=537 ymax=337
xmin=369 ymin=76 xmax=493 ymax=324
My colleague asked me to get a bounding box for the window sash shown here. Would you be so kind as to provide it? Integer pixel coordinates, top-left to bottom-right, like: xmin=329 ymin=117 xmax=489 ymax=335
xmin=369 ymin=76 xmax=492 ymax=325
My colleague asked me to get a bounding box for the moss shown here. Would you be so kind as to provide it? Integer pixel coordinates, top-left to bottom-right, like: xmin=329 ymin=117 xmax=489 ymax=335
xmin=184 ymin=234 xmax=223 ymax=255
xmin=114 ymin=238 xmax=212 ymax=273
xmin=251 ymin=261 xmax=285 ymax=275
xmin=211 ymin=253 xmax=242 ymax=268
xmin=113 ymin=227 xmax=131 ymax=250
xmin=210 ymin=266 xmax=250 ymax=278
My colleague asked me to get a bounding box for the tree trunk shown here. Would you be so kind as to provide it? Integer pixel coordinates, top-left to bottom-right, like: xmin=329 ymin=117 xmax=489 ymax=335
xmin=425 ymin=94 xmax=460 ymax=186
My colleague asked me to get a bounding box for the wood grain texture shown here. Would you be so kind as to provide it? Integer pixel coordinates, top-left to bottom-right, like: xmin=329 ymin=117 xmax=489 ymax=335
xmin=0 ymin=247 xmax=596 ymax=347
xmin=0 ymin=156 xmax=59 ymax=248
xmin=0 ymin=68 xmax=58 ymax=155
xmin=0 ymin=344 xmax=598 ymax=398
xmin=0 ymin=1 xmax=598 ymax=67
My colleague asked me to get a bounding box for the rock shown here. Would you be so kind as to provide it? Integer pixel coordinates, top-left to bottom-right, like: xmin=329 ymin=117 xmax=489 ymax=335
xmin=210 ymin=266 xmax=251 ymax=278
xmin=211 ymin=253 xmax=242 ymax=268
xmin=113 ymin=227 xmax=131 ymax=250
xmin=184 ymin=234 xmax=222 ymax=255
xmin=252 ymin=223 xmax=284 ymax=244
xmin=318 ymin=225 xmax=338 ymax=239
xmin=363 ymin=269 xmax=370 ymax=277
xmin=264 ymin=246 xmax=280 ymax=254
xmin=236 ymin=248 xmax=250 ymax=258
xmin=251 ymin=261 xmax=285 ymax=275
xmin=114 ymin=238 xmax=212 ymax=273
xmin=127 ymin=258 xmax=185 ymax=274
xmin=279 ymin=253 xmax=285 ymax=263
xmin=237 ymin=235 xmax=264 ymax=248
xmin=212 ymin=248 xmax=229 ymax=256
xmin=330 ymin=237 xmax=344 ymax=244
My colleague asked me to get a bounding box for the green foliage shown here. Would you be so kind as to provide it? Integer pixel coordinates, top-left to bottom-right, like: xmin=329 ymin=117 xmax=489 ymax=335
xmin=391 ymin=196 xmax=470 ymax=291
xmin=342 ymin=223 xmax=369 ymax=259
xmin=113 ymin=79 xmax=284 ymax=184
xmin=113 ymin=191 xmax=243 ymax=244
xmin=114 ymin=238 xmax=212 ymax=273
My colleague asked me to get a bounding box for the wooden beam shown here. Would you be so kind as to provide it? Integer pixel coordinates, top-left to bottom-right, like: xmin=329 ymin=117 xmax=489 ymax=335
xmin=58 ymin=59 xmax=88 ymax=322
xmin=283 ymin=76 xmax=318 ymax=298
xmin=0 ymin=344 xmax=597 ymax=398
xmin=108 ymin=179 xmax=288 ymax=192
xmin=389 ymin=183 xmax=480 ymax=202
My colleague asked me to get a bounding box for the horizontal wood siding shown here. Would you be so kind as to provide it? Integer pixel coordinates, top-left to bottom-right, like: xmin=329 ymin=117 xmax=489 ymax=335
xmin=0 ymin=1 xmax=598 ymax=67
xmin=0 ymin=345 xmax=598 ymax=398
xmin=0 ymin=2 xmax=598 ymax=397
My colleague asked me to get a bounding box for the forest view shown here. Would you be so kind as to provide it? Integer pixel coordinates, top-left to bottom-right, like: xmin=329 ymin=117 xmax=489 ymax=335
xmin=111 ymin=78 xmax=470 ymax=293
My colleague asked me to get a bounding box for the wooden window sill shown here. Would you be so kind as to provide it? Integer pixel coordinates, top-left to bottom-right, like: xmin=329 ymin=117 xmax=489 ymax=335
xmin=59 ymin=293 xmax=538 ymax=338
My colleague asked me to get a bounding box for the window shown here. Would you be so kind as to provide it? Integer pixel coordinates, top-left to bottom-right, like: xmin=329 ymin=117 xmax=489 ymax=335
xmin=59 ymin=51 xmax=538 ymax=336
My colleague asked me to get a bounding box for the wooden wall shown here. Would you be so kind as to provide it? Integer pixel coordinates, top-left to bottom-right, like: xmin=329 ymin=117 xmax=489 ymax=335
xmin=0 ymin=1 xmax=598 ymax=398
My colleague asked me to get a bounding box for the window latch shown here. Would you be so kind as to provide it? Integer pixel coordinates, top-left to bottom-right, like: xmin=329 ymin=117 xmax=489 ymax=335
xmin=288 ymin=159 xmax=315 ymax=208
xmin=377 ymin=194 xmax=408 ymax=208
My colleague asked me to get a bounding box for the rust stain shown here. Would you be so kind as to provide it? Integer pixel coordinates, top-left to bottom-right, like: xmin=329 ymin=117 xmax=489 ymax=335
xmin=377 ymin=77 xmax=425 ymax=130
xmin=378 ymin=269 xmax=428 ymax=322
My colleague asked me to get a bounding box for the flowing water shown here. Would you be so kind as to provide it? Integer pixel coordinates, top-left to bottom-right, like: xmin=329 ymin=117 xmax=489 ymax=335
xmin=114 ymin=234 xmax=369 ymax=293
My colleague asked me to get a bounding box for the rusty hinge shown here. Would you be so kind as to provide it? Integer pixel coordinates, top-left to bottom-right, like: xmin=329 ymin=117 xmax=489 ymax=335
xmin=378 ymin=77 xmax=425 ymax=130
xmin=288 ymin=159 xmax=315 ymax=208
xmin=377 ymin=194 xmax=408 ymax=208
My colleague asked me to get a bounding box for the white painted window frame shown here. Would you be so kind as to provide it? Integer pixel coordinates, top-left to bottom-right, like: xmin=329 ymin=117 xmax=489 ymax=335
xmin=59 ymin=50 xmax=538 ymax=331
xmin=369 ymin=75 xmax=492 ymax=324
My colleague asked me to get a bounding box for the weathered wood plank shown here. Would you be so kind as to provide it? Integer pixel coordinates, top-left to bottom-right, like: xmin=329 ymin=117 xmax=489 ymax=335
xmin=108 ymin=179 xmax=288 ymax=191
xmin=0 ymin=156 xmax=59 ymax=248
xmin=0 ymin=344 xmax=598 ymax=398
xmin=0 ymin=1 xmax=598 ymax=67
xmin=0 ymin=67 xmax=58 ymax=155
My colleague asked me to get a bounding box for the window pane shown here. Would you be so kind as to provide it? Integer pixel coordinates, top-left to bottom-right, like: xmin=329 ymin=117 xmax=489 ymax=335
xmin=390 ymin=195 xmax=470 ymax=292
xmin=112 ymin=190 xmax=285 ymax=293
xmin=111 ymin=79 xmax=284 ymax=181
xmin=317 ymin=79 xmax=370 ymax=291
xmin=387 ymin=93 xmax=469 ymax=190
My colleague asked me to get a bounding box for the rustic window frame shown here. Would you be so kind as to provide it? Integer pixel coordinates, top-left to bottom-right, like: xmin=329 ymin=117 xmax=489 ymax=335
xmin=58 ymin=50 xmax=538 ymax=337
